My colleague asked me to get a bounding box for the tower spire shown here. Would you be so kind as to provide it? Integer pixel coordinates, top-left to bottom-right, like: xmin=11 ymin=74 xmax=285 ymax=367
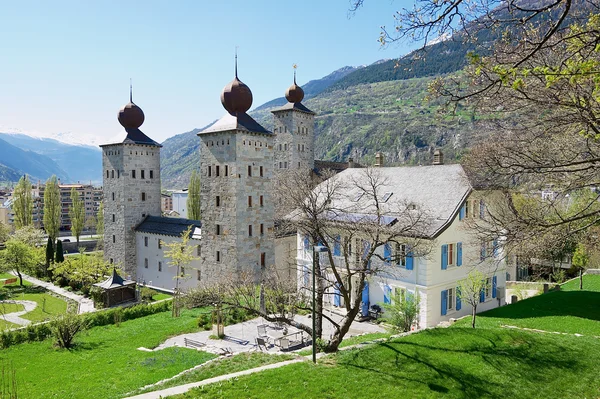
xmin=235 ymin=47 xmax=238 ymax=78
xmin=293 ymin=64 xmax=297 ymax=84
xmin=129 ymin=78 xmax=133 ymax=103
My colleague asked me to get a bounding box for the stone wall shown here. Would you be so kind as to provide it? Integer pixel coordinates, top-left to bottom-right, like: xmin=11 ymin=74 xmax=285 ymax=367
xmin=272 ymin=108 xmax=314 ymax=173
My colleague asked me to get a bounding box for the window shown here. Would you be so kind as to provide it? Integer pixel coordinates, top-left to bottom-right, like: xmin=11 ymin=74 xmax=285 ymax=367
xmin=248 ymin=225 xmax=253 ymax=236
xmin=110 ymin=258 xmax=113 ymax=264
xmin=112 ymin=192 xmax=115 ymax=201
xmin=225 ymin=165 xmax=228 ymax=176
xmin=141 ymin=192 xmax=146 ymax=201
xmin=485 ymin=278 xmax=492 ymax=299
xmin=284 ymin=144 xmax=288 ymax=150
xmin=197 ymin=245 xmax=201 ymax=256
xmin=261 ymin=252 xmax=266 ymax=267
xmin=112 ymin=235 xmax=116 ymax=243
xmin=131 ymin=170 xmax=136 ymax=179
xmin=144 ymin=237 xmax=148 ymax=247
xmin=216 ymin=224 xmax=221 ymax=235
xmin=216 ymin=196 xmax=220 ymax=207
xmin=382 ymin=192 xmax=393 ymax=202
xmin=448 ymin=243 xmax=454 ymax=266
xmin=284 ymin=161 xmax=287 ymax=169
xmin=447 ymin=288 xmax=454 ymax=311
xmin=260 ymin=166 xmax=263 ymax=177
xmin=248 ymin=196 xmax=252 ymax=207
xmin=260 ymin=223 xmax=264 ymax=235
xmin=260 ymin=195 xmax=264 ymax=207
xmin=197 ymin=270 xmax=201 ymax=281
xmin=158 ymin=240 xmax=162 ymax=249
xmin=111 ymin=170 xmax=114 ymax=178
xmin=158 ymin=261 xmax=162 ymax=272
xmin=279 ymin=162 xmax=282 ymax=169
xmin=395 ymin=243 xmax=406 ymax=267
xmin=248 ymin=165 xmax=252 ymax=176
xmin=208 ymin=166 xmax=212 ymax=177
xmin=112 ymin=214 xmax=115 ymax=222
xmin=442 ymin=242 xmax=462 ymax=269
xmin=150 ymin=170 xmax=154 ymax=179
xmin=279 ymin=144 xmax=282 ymax=151
xmin=141 ymin=170 xmax=145 ymax=179
xmin=216 ymin=251 xmax=221 ymax=262
xmin=144 ymin=258 xmax=148 ymax=269
xmin=117 ymin=170 xmax=120 ymax=178
xmin=106 ymin=170 xmax=109 ymax=178
xmin=216 ymin=165 xmax=220 ymax=177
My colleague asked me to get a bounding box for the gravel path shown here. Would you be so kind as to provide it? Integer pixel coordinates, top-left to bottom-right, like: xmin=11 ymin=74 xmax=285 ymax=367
xmin=0 ymin=300 xmax=37 ymax=326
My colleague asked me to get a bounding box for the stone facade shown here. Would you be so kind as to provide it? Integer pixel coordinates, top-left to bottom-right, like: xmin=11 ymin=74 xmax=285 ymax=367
xmin=102 ymin=143 xmax=161 ymax=276
xmin=272 ymin=108 xmax=315 ymax=172
xmin=199 ymin=129 xmax=274 ymax=283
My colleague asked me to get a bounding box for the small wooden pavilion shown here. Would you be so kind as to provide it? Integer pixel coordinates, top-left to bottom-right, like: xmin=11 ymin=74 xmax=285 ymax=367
xmin=93 ymin=269 xmax=137 ymax=307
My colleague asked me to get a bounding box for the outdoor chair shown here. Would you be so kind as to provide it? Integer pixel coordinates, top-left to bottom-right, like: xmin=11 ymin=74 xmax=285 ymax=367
xmin=255 ymin=337 xmax=268 ymax=352
xmin=257 ymin=324 xmax=271 ymax=344
xmin=279 ymin=337 xmax=289 ymax=351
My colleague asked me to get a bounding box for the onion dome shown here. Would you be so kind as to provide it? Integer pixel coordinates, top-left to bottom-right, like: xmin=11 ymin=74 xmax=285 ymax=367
xmin=285 ymin=78 xmax=304 ymax=103
xmin=118 ymin=102 xmax=145 ymax=129
xmin=221 ymin=76 xmax=253 ymax=114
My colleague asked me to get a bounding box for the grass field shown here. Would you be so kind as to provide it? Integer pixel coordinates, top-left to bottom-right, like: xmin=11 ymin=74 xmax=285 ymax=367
xmin=168 ymin=274 xmax=600 ymax=399
xmin=1 ymin=308 xmax=215 ymax=399
xmin=561 ymin=273 xmax=600 ymax=292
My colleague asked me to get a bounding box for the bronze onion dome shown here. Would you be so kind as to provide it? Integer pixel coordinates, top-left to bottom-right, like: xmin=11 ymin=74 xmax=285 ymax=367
xmin=118 ymin=102 xmax=145 ymax=129
xmin=285 ymin=77 xmax=304 ymax=103
xmin=221 ymin=76 xmax=253 ymax=114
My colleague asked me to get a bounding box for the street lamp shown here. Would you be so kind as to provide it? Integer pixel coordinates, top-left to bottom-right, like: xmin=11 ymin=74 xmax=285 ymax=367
xmin=312 ymin=245 xmax=328 ymax=364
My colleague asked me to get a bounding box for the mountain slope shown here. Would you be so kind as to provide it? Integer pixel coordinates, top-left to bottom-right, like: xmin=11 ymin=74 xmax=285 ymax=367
xmin=0 ymin=136 xmax=69 ymax=182
xmin=0 ymin=133 xmax=101 ymax=184
xmin=0 ymin=164 xmax=22 ymax=183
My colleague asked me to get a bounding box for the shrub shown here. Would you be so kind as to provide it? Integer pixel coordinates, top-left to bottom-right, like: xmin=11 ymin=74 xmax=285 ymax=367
xmin=0 ymin=331 xmax=13 ymax=349
xmin=197 ymin=313 xmax=212 ymax=330
xmin=51 ymin=313 xmax=88 ymax=349
xmin=113 ymin=308 xmax=123 ymax=327
xmin=140 ymin=287 xmax=158 ymax=302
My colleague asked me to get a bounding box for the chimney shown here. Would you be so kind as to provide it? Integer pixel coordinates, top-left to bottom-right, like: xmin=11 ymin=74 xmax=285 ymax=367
xmin=348 ymin=157 xmax=355 ymax=168
xmin=433 ymin=149 xmax=444 ymax=165
xmin=374 ymin=152 xmax=384 ymax=167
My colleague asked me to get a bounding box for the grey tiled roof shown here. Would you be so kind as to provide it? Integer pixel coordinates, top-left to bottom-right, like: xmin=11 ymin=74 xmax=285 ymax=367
xmin=135 ymin=216 xmax=202 ymax=238
xmin=297 ymin=164 xmax=471 ymax=238
xmin=198 ymin=112 xmax=271 ymax=135
xmin=100 ymin=128 xmax=162 ymax=147
xmin=271 ymin=102 xmax=315 ymax=115
xmin=93 ymin=269 xmax=135 ymax=289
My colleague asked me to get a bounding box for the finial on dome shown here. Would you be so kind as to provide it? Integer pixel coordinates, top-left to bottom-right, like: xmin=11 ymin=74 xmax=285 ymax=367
xmin=221 ymin=51 xmax=253 ymax=114
xmin=285 ymin=64 xmax=304 ymax=103
xmin=118 ymin=82 xmax=145 ymax=129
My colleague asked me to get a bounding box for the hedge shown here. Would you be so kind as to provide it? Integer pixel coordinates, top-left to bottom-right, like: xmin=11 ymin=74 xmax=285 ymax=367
xmin=0 ymin=300 xmax=171 ymax=349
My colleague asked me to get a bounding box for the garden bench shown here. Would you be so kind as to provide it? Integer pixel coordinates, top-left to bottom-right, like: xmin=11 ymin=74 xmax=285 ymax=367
xmin=184 ymin=337 xmax=205 ymax=349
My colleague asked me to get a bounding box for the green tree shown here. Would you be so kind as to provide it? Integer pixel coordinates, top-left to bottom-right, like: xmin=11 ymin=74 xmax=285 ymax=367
xmin=457 ymin=269 xmax=487 ymax=329
xmin=51 ymin=249 xmax=114 ymax=292
xmin=381 ymin=290 xmax=420 ymax=332
xmin=43 ymin=176 xmax=61 ymax=244
xmin=0 ymin=221 xmax=10 ymax=243
xmin=12 ymin=175 xmax=33 ymax=229
xmin=96 ymin=202 xmax=104 ymax=237
xmin=572 ymin=243 xmax=589 ymax=290
xmin=0 ymin=228 xmax=44 ymax=286
xmin=55 ymin=240 xmax=65 ymax=263
xmin=84 ymin=216 xmax=96 ymax=238
xmin=68 ymin=188 xmax=85 ymax=244
xmin=163 ymin=225 xmax=198 ymax=317
xmin=187 ymin=170 xmax=201 ymax=221
xmin=45 ymin=237 xmax=54 ymax=277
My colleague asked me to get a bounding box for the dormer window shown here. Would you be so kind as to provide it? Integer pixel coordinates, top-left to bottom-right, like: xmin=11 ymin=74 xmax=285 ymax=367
xmin=382 ymin=192 xmax=393 ymax=202
xmin=353 ymin=192 xmax=364 ymax=202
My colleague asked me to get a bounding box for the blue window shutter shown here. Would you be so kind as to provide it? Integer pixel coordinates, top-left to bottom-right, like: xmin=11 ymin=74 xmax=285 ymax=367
xmin=333 ymin=235 xmax=341 ymax=256
xmin=480 ymin=242 xmax=486 ymax=261
xmin=457 ymin=242 xmax=462 ymax=266
xmin=492 ymin=240 xmax=499 ymax=257
xmin=441 ymin=244 xmax=448 ymax=270
xmin=334 ymin=283 xmax=341 ymax=307
xmin=492 ymin=275 xmax=497 ymax=298
xmin=361 ymin=282 xmax=370 ymax=317
xmin=441 ymin=290 xmax=448 ymax=316
xmin=480 ymin=200 xmax=486 ymax=219
xmin=480 ymin=287 xmax=485 ymax=303
xmin=456 ymin=287 xmax=462 ymax=311
xmin=406 ymin=248 xmax=414 ymax=270
xmin=303 ymin=235 xmax=309 ymax=250
xmin=384 ymin=285 xmax=391 ymax=304
xmin=459 ymin=204 xmax=466 ymax=220
xmin=383 ymin=243 xmax=391 ymax=264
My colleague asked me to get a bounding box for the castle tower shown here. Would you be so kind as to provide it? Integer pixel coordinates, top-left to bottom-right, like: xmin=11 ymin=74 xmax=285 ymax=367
xmin=272 ymin=69 xmax=315 ymax=172
xmin=100 ymin=88 xmax=162 ymax=276
xmin=198 ymin=59 xmax=274 ymax=283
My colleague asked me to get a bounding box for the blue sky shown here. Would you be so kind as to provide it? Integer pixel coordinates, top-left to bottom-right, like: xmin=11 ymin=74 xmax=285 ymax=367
xmin=0 ymin=0 xmax=415 ymax=144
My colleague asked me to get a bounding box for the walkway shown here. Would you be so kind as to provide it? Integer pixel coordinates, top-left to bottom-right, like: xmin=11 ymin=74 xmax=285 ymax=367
xmin=0 ymin=300 xmax=37 ymax=325
xmin=20 ymin=274 xmax=95 ymax=314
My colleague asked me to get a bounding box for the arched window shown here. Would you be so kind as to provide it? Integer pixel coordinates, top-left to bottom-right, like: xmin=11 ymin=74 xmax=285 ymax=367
xmin=141 ymin=192 xmax=146 ymax=201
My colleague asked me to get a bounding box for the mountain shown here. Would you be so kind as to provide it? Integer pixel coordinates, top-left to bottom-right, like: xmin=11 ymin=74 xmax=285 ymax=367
xmin=253 ymin=65 xmax=365 ymax=111
xmin=0 ymin=136 xmax=70 ymax=182
xmin=0 ymin=133 xmax=102 ymax=184
xmin=160 ymin=126 xmax=209 ymax=189
xmin=0 ymin=164 xmax=22 ymax=183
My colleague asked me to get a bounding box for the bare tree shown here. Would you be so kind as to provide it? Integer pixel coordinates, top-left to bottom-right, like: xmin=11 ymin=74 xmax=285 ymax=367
xmin=202 ymin=168 xmax=433 ymax=352
xmin=457 ymin=269 xmax=487 ymax=328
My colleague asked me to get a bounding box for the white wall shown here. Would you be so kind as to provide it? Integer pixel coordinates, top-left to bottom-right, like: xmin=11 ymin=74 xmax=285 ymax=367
xmin=172 ymin=192 xmax=188 ymax=219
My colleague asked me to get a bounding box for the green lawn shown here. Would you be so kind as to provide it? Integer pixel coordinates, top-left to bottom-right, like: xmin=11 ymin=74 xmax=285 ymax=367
xmin=152 ymin=293 xmax=172 ymax=301
xmin=0 ymin=275 xmax=68 ymax=323
xmin=561 ymin=273 xmax=600 ymax=292
xmin=1 ymin=308 xmax=215 ymax=399
xmin=133 ymin=352 xmax=295 ymax=396
xmin=173 ymin=328 xmax=600 ymax=399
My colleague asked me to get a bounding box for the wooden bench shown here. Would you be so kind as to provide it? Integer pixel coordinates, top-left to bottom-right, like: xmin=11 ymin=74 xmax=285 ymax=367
xmin=184 ymin=337 xmax=205 ymax=349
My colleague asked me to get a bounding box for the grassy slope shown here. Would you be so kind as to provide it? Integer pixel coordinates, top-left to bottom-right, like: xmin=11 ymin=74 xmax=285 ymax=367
xmin=173 ymin=274 xmax=600 ymax=399
xmin=2 ymin=309 xmax=215 ymax=399
xmin=561 ymin=274 xmax=600 ymax=291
